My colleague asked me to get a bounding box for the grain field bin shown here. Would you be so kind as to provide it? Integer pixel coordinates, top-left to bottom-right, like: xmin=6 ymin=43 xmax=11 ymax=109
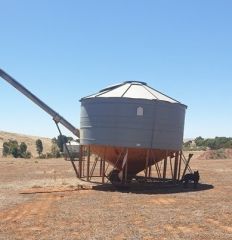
xmin=80 ymin=81 xmax=187 ymax=180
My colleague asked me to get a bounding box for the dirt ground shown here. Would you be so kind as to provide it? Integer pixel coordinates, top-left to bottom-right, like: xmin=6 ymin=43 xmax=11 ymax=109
xmin=0 ymin=155 xmax=232 ymax=240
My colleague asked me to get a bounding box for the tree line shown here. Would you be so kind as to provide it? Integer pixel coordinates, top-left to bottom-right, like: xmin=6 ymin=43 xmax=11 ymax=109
xmin=2 ymin=135 xmax=74 ymax=159
xmin=184 ymin=136 xmax=232 ymax=150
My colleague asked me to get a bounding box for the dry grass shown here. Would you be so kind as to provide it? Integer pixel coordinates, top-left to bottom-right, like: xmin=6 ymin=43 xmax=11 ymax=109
xmin=0 ymin=154 xmax=232 ymax=240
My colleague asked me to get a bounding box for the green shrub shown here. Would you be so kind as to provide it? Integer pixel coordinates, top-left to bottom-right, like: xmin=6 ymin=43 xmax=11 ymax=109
xmin=35 ymin=139 xmax=43 ymax=156
xmin=2 ymin=140 xmax=31 ymax=158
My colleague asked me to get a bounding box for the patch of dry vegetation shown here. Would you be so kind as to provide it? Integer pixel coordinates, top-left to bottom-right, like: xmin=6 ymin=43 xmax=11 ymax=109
xmin=197 ymin=149 xmax=232 ymax=160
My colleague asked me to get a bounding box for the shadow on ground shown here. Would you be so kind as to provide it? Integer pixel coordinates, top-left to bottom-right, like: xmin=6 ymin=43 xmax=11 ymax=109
xmin=92 ymin=182 xmax=214 ymax=195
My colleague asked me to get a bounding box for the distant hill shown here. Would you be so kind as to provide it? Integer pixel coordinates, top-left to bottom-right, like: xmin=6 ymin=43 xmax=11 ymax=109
xmin=0 ymin=131 xmax=52 ymax=157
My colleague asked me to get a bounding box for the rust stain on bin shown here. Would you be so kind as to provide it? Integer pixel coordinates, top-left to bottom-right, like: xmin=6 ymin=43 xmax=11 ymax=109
xmin=90 ymin=145 xmax=175 ymax=175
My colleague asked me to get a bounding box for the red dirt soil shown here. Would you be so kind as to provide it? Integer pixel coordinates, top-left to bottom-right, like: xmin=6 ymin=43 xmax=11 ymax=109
xmin=0 ymin=155 xmax=232 ymax=240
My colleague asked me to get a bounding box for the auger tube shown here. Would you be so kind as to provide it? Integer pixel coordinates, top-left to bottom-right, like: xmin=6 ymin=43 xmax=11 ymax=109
xmin=0 ymin=68 xmax=79 ymax=137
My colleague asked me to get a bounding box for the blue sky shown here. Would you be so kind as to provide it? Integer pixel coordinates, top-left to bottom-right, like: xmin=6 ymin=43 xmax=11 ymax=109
xmin=0 ymin=0 xmax=231 ymax=139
